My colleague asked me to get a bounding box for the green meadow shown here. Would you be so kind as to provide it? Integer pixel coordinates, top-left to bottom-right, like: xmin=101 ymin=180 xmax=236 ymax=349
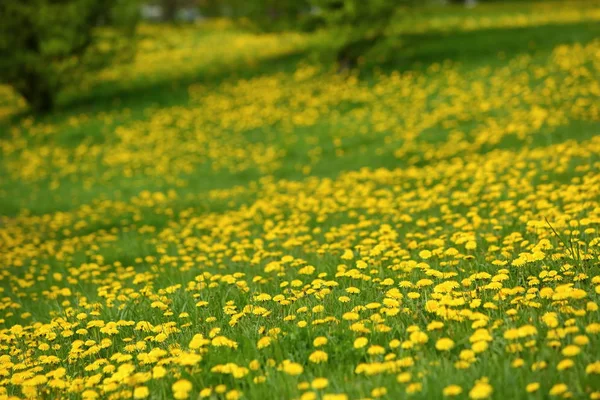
xmin=1 ymin=2 xmax=600 ymax=399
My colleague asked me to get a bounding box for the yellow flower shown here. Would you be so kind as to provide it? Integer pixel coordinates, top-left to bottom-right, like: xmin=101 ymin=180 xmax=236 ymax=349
xmin=469 ymin=377 xmax=493 ymax=399
xmin=189 ymin=334 xmax=209 ymax=349
xmin=587 ymin=323 xmax=600 ymax=334
xmin=133 ymin=386 xmax=149 ymax=399
xmin=443 ymin=385 xmax=463 ymax=396
xmin=531 ymin=361 xmax=547 ymax=371
xmin=311 ymin=377 xmax=329 ymax=390
xmin=561 ymin=345 xmax=580 ymax=357
xmin=177 ymin=352 xmax=202 ymax=366
xmin=367 ymin=345 xmax=385 ymax=355
xmin=409 ymin=331 xmax=429 ymax=344
xmin=549 ymin=383 xmax=568 ymax=396
xmin=152 ymin=366 xmax=167 ymax=379
xmin=313 ymin=336 xmax=328 ymax=347
xmin=573 ymin=335 xmax=589 ymax=346
xmin=526 ymin=382 xmax=540 ymax=393
xmin=211 ymin=336 xmax=238 ymax=349
xmin=406 ymin=382 xmax=423 ymax=394
xmin=172 ymin=379 xmax=192 ymax=400
xmin=343 ymin=312 xmax=360 ymax=321
xmin=282 ymin=361 xmax=303 ymax=376
xmin=586 ymin=361 xmax=600 ymax=374
xmin=427 ymin=321 xmax=444 ymax=331
xmin=472 ymin=341 xmax=488 ymax=353
xmin=226 ymin=390 xmax=241 ymax=400
xmin=308 ymin=350 xmax=328 ymax=364
xmin=557 ymin=359 xmax=574 ymax=371
xmin=511 ymin=358 xmax=524 ymax=368
xmin=301 ymin=392 xmax=317 ymax=400
xmin=354 ymin=337 xmax=368 ymax=349
xmin=419 ymin=250 xmax=432 ymax=259
xmin=215 ymin=385 xmax=227 ymax=394
xmin=323 ymin=395 xmax=348 ymax=400
xmin=436 ymin=338 xmax=455 ymax=351
xmin=257 ymin=336 xmax=272 ymax=349
xmin=249 ymin=360 xmax=260 ymax=370
xmin=154 ymin=333 xmax=168 ymax=343
xmin=341 ymin=249 xmax=354 ymax=260
xmin=82 ymin=390 xmax=99 ymax=400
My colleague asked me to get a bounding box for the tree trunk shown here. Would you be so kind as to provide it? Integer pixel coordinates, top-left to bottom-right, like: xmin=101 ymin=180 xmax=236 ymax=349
xmin=163 ymin=0 xmax=178 ymax=21
xmin=337 ymin=34 xmax=382 ymax=72
xmin=18 ymin=25 xmax=54 ymax=113
xmin=20 ymin=71 xmax=54 ymax=113
xmin=29 ymin=86 xmax=54 ymax=113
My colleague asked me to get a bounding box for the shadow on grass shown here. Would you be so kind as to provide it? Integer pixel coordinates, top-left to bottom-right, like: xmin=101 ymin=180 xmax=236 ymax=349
xmin=376 ymin=20 xmax=600 ymax=72
xmin=69 ymin=48 xmax=311 ymax=111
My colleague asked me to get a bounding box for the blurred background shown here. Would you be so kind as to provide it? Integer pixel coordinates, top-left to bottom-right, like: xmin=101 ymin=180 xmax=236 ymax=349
xmin=0 ymin=0 xmax=599 ymax=215
xmin=1 ymin=0 xmax=599 ymax=115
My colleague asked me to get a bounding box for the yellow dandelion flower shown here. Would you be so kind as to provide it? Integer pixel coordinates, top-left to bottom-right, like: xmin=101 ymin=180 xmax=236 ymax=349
xmin=443 ymin=385 xmax=463 ymax=396
xmin=311 ymin=378 xmax=329 ymax=390
xmin=549 ymin=383 xmax=568 ymax=396
xmin=257 ymin=336 xmax=272 ymax=349
xmin=397 ymin=372 xmax=411 ymax=383
xmin=172 ymin=379 xmax=192 ymax=400
xmin=301 ymin=392 xmax=317 ymax=400
xmin=562 ymin=345 xmax=580 ymax=357
xmin=526 ymin=382 xmax=540 ymax=393
xmin=367 ymin=345 xmax=385 ymax=355
xmin=409 ymin=331 xmax=429 ymax=344
xmin=419 ymin=250 xmax=432 ymax=259
xmin=557 ymin=359 xmax=574 ymax=371
xmin=133 ymin=386 xmax=149 ymax=399
xmin=469 ymin=377 xmax=493 ymax=399
xmin=436 ymin=338 xmax=455 ymax=351
xmin=354 ymin=337 xmax=368 ymax=349
xmin=282 ymin=361 xmax=303 ymax=376
xmin=308 ymin=350 xmax=328 ymax=364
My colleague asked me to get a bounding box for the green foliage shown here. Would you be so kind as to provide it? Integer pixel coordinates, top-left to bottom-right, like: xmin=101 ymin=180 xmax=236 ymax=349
xmin=0 ymin=0 xmax=138 ymax=113
xmin=309 ymin=0 xmax=413 ymax=69
xmin=200 ymin=0 xmax=410 ymax=67
xmin=311 ymin=0 xmax=400 ymax=32
xmin=200 ymin=0 xmax=312 ymax=31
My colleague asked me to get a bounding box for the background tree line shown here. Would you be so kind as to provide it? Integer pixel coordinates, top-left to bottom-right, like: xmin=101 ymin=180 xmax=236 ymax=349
xmin=1 ymin=0 xmax=457 ymax=113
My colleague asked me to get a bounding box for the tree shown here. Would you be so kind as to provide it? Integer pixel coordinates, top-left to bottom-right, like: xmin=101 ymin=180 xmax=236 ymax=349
xmin=310 ymin=0 xmax=405 ymax=70
xmin=199 ymin=0 xmax=409 ymax=70
xmin=200 ymin=0 xmax=312 ymax=31
xmin=162 ymin=0 xmax=179 ymax=21
xmin=0 ymin=0 xmax=138 ymax=113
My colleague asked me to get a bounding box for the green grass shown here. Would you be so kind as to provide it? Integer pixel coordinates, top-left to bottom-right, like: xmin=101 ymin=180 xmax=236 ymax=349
xmin=1 ymin=2 xmax=600 ymax=400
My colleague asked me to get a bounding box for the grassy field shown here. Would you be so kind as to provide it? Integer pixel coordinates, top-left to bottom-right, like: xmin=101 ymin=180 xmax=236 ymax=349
xmin=1 ymin=1 xmax=600 ymax=399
